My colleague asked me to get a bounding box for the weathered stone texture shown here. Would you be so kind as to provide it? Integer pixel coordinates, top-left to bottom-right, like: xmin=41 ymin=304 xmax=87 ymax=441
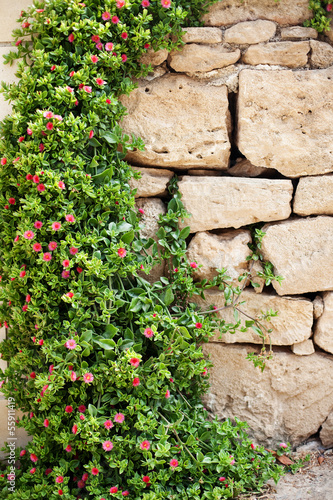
xmin=249 ymin=260 xmax=265 ymax=293
xmin=0 ymin=0 xmax=32 ymax=42
xmin=181 ymin=27 xmax=222 ymax=44
xmin=242 ymin=42 xmax=310 ymax=68
xmin=169 ymin=44 xmax=240 ymax=73
xmin=224 ymin=20 xmax=276 ymax=45
xmin=313 ymin=295 xmax=324 ymax=319
xmin=186 ymin=230 xmax=251 ymax=283
xmin=310 ymin=41 xmax=333 ymax=68
xmin=261 ymin=217 xmax=333 ymax=295
xmin=202 ymin=343 xmax=333 ymax=446
xmin=178 ymin=176 xmax=292 ymax=232
xmin=237 ymin=68 xmax=333 ymax=177
xmin=228 ymin=158 xmax=276 ymax=178
xmin=314 ymin=292 xmax=333 ymax=355
xmin=0 ymin=397 xmax=31 ymax=460
xmin=140 ymin=48 xmax=168 ymax=67
xmin=121 ymin=74 xmax=231 ymax=169
xmin=280 ymin=26 xmax=318 ymax=40
xmin=291 ymin=339 xmax=315 ymax=356
xmin=320 ymin=411 xmax=333 ymax=447
xmin=129 ymin=167 xmax=173 ymax=198
xmin=293 ymin=174 xmax=333 ymax=216
xmin=195 ymin=289 xmax=313 ymax=345
xmin=0 ymin=326 xmax=6 ymax=373
xmin=0 ymin=48 xmax=19 ymax=122
xmin=203 ymin=0 xmax=312 ymax=27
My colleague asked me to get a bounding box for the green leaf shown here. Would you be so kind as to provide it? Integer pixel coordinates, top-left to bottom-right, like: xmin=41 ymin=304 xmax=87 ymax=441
xmin=164 ymin=287 xmax=174 ymax=306
xmin=88 ymin=404 xmax=97 ymax=417
xmin=105 ymin=324 xmax=118 ymax=338
xmin=179 ymin=226 xmax=191 ymax=239
xmin=92 ymin=166 xmax=113 ymax=185
xmin=100 ymin=130 xmax=118 ymax=144
xmin=94 ymin=339 xmax=116 ymax=350
xmin=121 ymin=230 xmax=134 ymax=244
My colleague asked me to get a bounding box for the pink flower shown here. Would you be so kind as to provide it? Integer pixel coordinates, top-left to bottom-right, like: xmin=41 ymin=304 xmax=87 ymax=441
xmin=1 ymin=157 xmax=7 ymax=165
xmin=22 ymin=305 xmax=28 ymax=311
xmin=38 ymin=339 xmax=44 ymax=346
xmin=77 ymin=480 xmax=85 ymax=489
xmin=91 ymin=35 xmax=100 ymax=42
xmin=96 ymin=77 xmax=106 ymax=86
xmin=52 ymin=222 xmax=61 ymax=231
xmin=46 ymin=122 xmax=53 ymax=131
xmin=65 ymin=405 xmax=73 ymax=414
xmin=122 ymin=491 xmax=129 ymax=497
xmin=111 ymin=16 xmax=120 ymax=24
xmin=102 ymin=440 xmax=114 ymax=451
xmin=140 ymin=440 xmax=150 ymax=450
xmin=39 ymin=143 xmax=45 ymax=152
xmin=34 ymin=221 xmax=43 ymax=229
xmin=62 ymin=270 xmax=70 ymax=279
xmin=65 ymin=445 xmax=72 ymax=452
xmin=190 ymin=262 xmax=197 ymax=269
xmin=23 ymin=230 xmax=35 ymax=240
xmin=92 ymin=467 xmax=99 ymax=476
xmin=26 ymin=173 xmax=33 ymax=180
xmin=68 ymin=33 xmax=75 ymax=43
xmin=96 ymin=42 xmax=103 ymax=50
xmin=56 ymin=475 xmax=64 ymax=483
xmin=104 ymin=420 xmax=113 ymax=429
xmin=78 ymin=405 xmax=86 ymax=413
xmin=8 ymin=197 xmax=16 ymax=205
xmin=49 ymin=364 xmax=54 ymax=373
xmin=133 ymin=377 xmax=140 ymax=387
xmin=121 ymin=54 xmax=127 ymax=62
xmin=43 ymin=111 xmax=53 ymax=118
xmin=91 ymin=55 xmax=98 ymax=63
xmin=66 ymin=86 xmax=74 ymax=93
xmin=110 ymin=486 xmax=118 ymax=494
xmin=165 ymin=389 xmax=170 ymax=398
xmin=121 ymin=32 xmax=128 ymax=39
xmin=27 ymin=128 xmax=33 ymax=135
xmin=70 ymin=371 xmax=77 ymax=382
xmin=114 ymin=413 xmax=125 ymax=423
xmin=37 ymin=184 xmax=45 ymax=192
xmin=279 ymin=442 xmax=288 ymax=448
xmin=51 ymin=65 xmax=56 ymax=71
xmin=161 ymin=0 xmax=171 ymax=7
xmin=30 ymin=468 xmax=36 ymax=474
xmin=142 ymin=0 xmax=150 ymax=6
xmin=327 ymin=4 xmax=333 ymax=12
xmin=33 ymin=243 xmax=42 ymax=252
xmin=195 ymin=322 xmax=202 ymax=329
xmin=48 ymin=241 xmax=58 ymax=251
xmin=14 ymin=236 xmax=19 ymax=243
xmin=18 ymin=136 xmax=25 ymax=142
xmin=30 ymin=453 xmax=38 ymax=463
xmin=66 ymin=292 xmax=74 ymax=298
xmin=58 ymin=181 xmax=65 ymax=189
xmin=116 ymin=0 xmax=125 ymax=7
xmin=89 ymin=130 xmax=94 ymax=139
xmin=54 ymin=114 xmax=63 ymax=121
xmin=43 ymin=252 xmax=52 ymax=262
xmin=77 ymin=267 xmax=83 ymax=273
xmin=44 ymin=418 xmax=49 ymax=427
xmin=20 ymin=450 xmax=26 ymax=457
xmin=65 ymin=214 xmax=75 ymax=223
xmin=83 ymin=85 xmax=92 ymax=93
xmin=105 ymin=42 xmax=114 ymax=51
xmin=45 ymin=468 xmax=52 ymax=476
xmin=170 ymin=458 xmax=178 ymax=468
xmin=143 ymin=327 xmax=154 ymax=338
xmin=83 ymin=373 xmax=94 ymax=384
xmin=65 ymin=339 xmax=77 ymax=350
xmin=138 ymin=208 xmax=144 ymax=215
xmin=118 ymin=247 xmax=126 ymax=258
xmin=129 ymin=357 xmax=140 ymax=368
xmin=219 ymin=477 xmax=226 ymax=482
xmin=72 ymin=424 xmax=78 ymax=434
xmin=69 ymin=247 xmax=78 ymax=255
xmin=102 ymin=11 xmax=111 ymax=20
xmin=62 ymin=259 xmax=70 ymax=268
xmin=20 ymin=270 xmax=26 ymax=278
xmin=15 ymin=40 xmax=23 ymax=46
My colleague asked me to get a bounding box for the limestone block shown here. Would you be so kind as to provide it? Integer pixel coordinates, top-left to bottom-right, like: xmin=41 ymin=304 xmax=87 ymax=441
xmin=0 ymin=397 xmax=31 ymax=460
xmin=242 ymin=42 xmax=310 ymax=68
xmin=314 ymin=292 xmax=333 ymax=355
xmin=249 ymin=260 xmax=265 ymax=293
xmin=186 ymin=230 xmax=251 ymax=283
xmin=182 ymin=27 xmax=222 ymax=44
xmin=0 ymin=326 xmax=6 ymax=373
xmin=202 ymin=343 xmax=333 ymax=446
xmin=169 ymin=44 xmax=240 ymax=73
xmin=237 ymin=68 xmax=333 ymax=177
xmin=310 ymin=40 xmax=333 ymax=69
xmin=0 ymin=47 xmax=19 ymax=122
xmin=313 ymin=295 xmax=324 ymax=319
xmin=203 ymin=0 xmax=312 ymax=27
xmin=228 ymin=158 xmax=277 ymax=178
xmin=291 ymin=339 xmax=315 ymax=356
xmin=320 ymin=411 xmax=333 ymax=447
xmin=140 ymin=48 xmax=168 ymax=67
xmin=281 ymin=27 xmax=318 ymax=40
xmin=178 ymin=176 xmax=292 ymax=233
xmin=293 ymin=174 xmax=333 ymax=216
xmin=187 ymin=169 xmax=220 ymax=176
xmin=261 ymin=217 xmax=333 ymax=295
xmin=195 ymin=289 xmax=313 ymax=345
xmin=136 ymin=198 xmax=166 ymax=284
xmin=0 ymin=0 xmax=32 ymax=42
xmin=224 ymin=20 xmax=276 ymax=45
xmin=129 ymin=167 xmax=173 ymax=198
xmin=121 ymin=74 xmax=231 ymax=170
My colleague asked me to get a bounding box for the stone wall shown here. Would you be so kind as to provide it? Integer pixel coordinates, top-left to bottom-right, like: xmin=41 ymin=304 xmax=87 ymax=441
xmin=1 ymin=0 xmax=333 ymax=452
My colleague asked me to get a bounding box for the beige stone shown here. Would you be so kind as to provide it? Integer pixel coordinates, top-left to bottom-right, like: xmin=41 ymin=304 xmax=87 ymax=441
xmin=0 ymin=397 xmax=31 ymax=460
xmin=136 ymin=198 xmax=166 ymax=284
xmin=140 ymin=48 xmax=168 ymax=67
xmin=249 ymin=260 xmax=265 ymax=293
xmin=169 ymin=44 xmax=240 ymax=73
xmin=202 ymin=343 xmax=333 ymax=446
xmin=281 ymin=26 xmax=318 ymax=40
xmin=313 ymin=295 xmax=324 ymax=319
xmin=187 ymin=230 xmax=251 ymax=283
xmin=0 ymin=326 xmax=6 ymax=373
xmin=129 ymin=167 xmax=173 ymax=198
xmin=0 ymin=0 xmax=32 ymax=42
xmin=314 ymin=292 xmax=333 ymax=355
xmin=293 ymin=174 xmax=333 ymax=216
xmin=242 ymin=42 xmax=310 ymax=68
xmin=178 ymin=176 xmax=292 ymax=233
xmin=291 ymin=339 xmax=315 ymax=356
xmin=182 ymin=27 xmax=222 ymax=44
xmin=121 ymin=74 xmax=231 ymax=170
xmin=310 ymin=40 xmax=333 ymax=68
xmin=0 ymin=47 xmax=19 ymax=122
xmin=261 ymin=217 xmax=333 ymax=295
xmin=195 ymin=289 xmax=313 ymax=345
xmin=203 ymin=0 xmax=312 ymax=27
xmin=228 ymin=158 xmax=276 ymax=178
xmin=187 ymin=169 xmax=220 ymax=176
xmin=224 ymin=20 xmax=276 ymax=45
xmin=320 ymin=411 xmax=333 ymax=447
xmin=237 ymin=68 xmax=333 ymax=177
xmin=187 ymin=65 xmax=241 ymax=93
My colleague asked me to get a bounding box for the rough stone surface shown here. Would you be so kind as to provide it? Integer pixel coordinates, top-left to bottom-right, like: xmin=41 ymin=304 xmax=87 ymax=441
xmin=202 ymin=343 xmax=333 ymax=446
xmin=121 ymin=74 xmax=231 ymax=170
xmin=135 ymin=198 xmax=166 ymax=284
xmin=310 ymin=40 xmax=333 ymax=68
xmin=237 ymin=68 xmax=333 ymax=177
xmin=314 ymin=292 xmax=333 ymax=355
xmin=242 ymin=42 xmax=310 ymax=68
xmin=181 ymin=27 xmax=222 ymax=44
xmin=261 ymin=217 xmax=333 ymax=295
xmin=281 ymin=26 xmax=318 ymax=40
xmin=228 ymin=158 xmax=277 ymax=178
xmin=169 ymin=44 xmax=240 ymax=73
xmin=203 ymin=0 xmax=312 ymax=26
xmin=129 ymin=167 xmax=173 ymax=198
xmin=313 ymin=295 xmax=324 ymax=319
xmin=195 ymin=289 xmax=313 ymax=345
xmin=0 ymin=397 xmax=31 ymax=460
xmin=249 ymin=260 xmax=265 ymax=293
xmin=224 ymin=20 xmax=276 ymax=45
xmin=186 ymin=230 xmax=252 ymax=283
xmin=291 ymin=339 xmax=315 ymax=356
xmin=320 ymin=411 xmax=333 ymax=447
xmin=0 ymin=0 xmax=32 ymax=42
xmin=187 ymin=64 xmax=241 ymax=93
xmin=178 ymin=176 xmax=293 ymax=232
xmin=140 ymin=48 xmax=168 ymax=67
xmin=0 ymin=326 xmax=6 ymax=373
xmin=0 ymin=48 xmax=19 ymax=122
xmin=293 ymin=174 xmax=333 ymax=216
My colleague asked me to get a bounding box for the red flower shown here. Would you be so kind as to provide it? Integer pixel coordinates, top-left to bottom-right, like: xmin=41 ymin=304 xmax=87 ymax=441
xmin=38 ymin=339 xmax=44 ymax=346
xmin=118 ymin=248 xmax=126 ymax=258
xmin=161 ymin=0 xmax=171 ymax=7
xmin=165 ymin=389 xmax=170 ymax=398
xmin=77 ymin=267 xmax=83 ymax=273
xmin=105 ymin=42 xmax=114 ymax=51
xmin=56 ymin=475 xmax=63 ymax=483
xmin=143 ymin=327 xmax=154 ymax=338
xmin=27 ymin=128 xmax=32 ymax=135
xmin=8 ymin=198 xmax=15 ymax=205
xmin=116 ymin=0 xmax=125 ymax=6
xmin=62 ymin=259 xmax=70 ymax=268
xmin=195 ymin=322 xmax=202 ymax=329
xmin=15 ymin=40 xmax=22 ymax=46
xmin=20 ymin=271 xmax=26 ymax=278
xmin=39 ymin=143 xmax=45 ymax=152
xmin=37 ymin=184 xmax=45 ymax=192
xmin=30 ymin=372 xmax=36 ymax=378
xmin=91 ymin=55 xmax=98 ymax=63
xmin=18 ymin=136 xmax=25 ymax=142
xmin=144 ymin=43 xmax=150 ymax=49
xmin=96 ymin=77 xmax=106 ymax=85
xmin=89 ymin=130 xmax=94 ymax=139
xmin=121 ymin=32 xmax=128 ymax=39
xmin=65 ymin=405 xmax=73 ymax=413
xmin=26 ymin=174 xmax=33 ymax=180
xmin=102 ymin=11 xmax=111 ymax=20
xmin=22 ymin=305 xmax=28 ymax=311
xmin=133 ymin=377 xmax=140 ymax=387
xmin=68 ymin=33 xmax=75 ymax=43
xmin=51 ymin=65 xmax=56 ymax=71
xmin=46 ymin=122 xmax=53 ymax=131
xmin=1 ymin=157 xmax=7 ymax=165
xmin=91 ymin=467 xmax=99 ymax=476
xmin=45 ymin=468 xmax=52 ymax=476
xmin=190 ymin=262 xmax=198 ymax=269
xmin=44 ymin=419 xmax=49 ymax=427
xmin=142 ymin=0 xmax=150 ymax=6
xmin=66 ymin=292 xmax=74 ymax=298
xmin=30 ymin=453 xmax=38 ymax=463
xmin=34 ymin=221 xmax=43 ymax=229
xmin=78 ymin=405 xmax=86 ymax=412
xmin=33 ymin=175 xmax=40 ymax=183
xmin=327 ymin=4 xmax=332 ymax=12
xmin=91 ymin=35 xmax=100 ymax=43
xmin=142 ymin=476 xmax=150 ymax=483
xmin=58 ymin=181 xmax=65 ymax=189
xmin=58 ymin=490 xmax=63 ymax=496
xmin=111 ymin=16 xmax=120 ymax=24
xmin=43 ymin=252 xmax=52 ymax=262
xmin=33 ymin=243 xmax=42 ymax=252
xmin=170 ymin=458 xmax=178 ymax=468
xmin=110 ymin=486 xmax=118 ymax=494
xmin=72 ymin=424 xmax=78 ymax=434
xmin=140 ymin=440 xmax=150 ymax=450
xmin=129 ymin=358 xmax=140 ymax=368
xmin=121 ymin=54 xmax=127 ymax=62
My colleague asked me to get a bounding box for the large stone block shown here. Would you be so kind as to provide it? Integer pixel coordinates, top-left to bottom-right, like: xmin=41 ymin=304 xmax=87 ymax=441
xmin=121 ymin=74 xmax=231 ymax=170
xmin=261 ymin=217 xmax=333 ymax=295
xmin=178 ymin=176 xmax=292 ymax=232
xmin=237 ymin=68 xmax=333 ymax=178
xmin=0 ymin=47 xmax=19 ymax=122
xmin=181 ymin=27 xmax=223 ymax=44
xmin=293 ymin=174 xmax=333 ymax=216
xmin=320 ymin=411 xmax=333 ymax=447
xmin=186 ymin=230 xmax=252 ymax=283
xmin=194 ymin=289 xmax=313 ymax=345
xmin=169 ymin=44 xmax=240 ymax=73
xmin=310 ymin=40 xmax=333 ymax=69
xmin=129 ymin=167 xmax=173 ymax=198
xmin=280 ymin=26 xmax=318 ymax=40
xmin=314 ymin=292 xmax=333 ymax=355
xmin=202 ymin=343 xmax=333 ymax=446
xmin=203 ymin=0 xmax=312 ymax=27
xmin=224 ymin=20 xmax=276 ymax=45
xmin=0 ymin=0 xmax=32 ymax=42
xmin=242 ymin=41 xmax=310 ymax=68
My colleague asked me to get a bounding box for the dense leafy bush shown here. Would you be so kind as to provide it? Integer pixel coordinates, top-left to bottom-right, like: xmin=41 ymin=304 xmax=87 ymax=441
xmin=0 ymin=1 xmax=283 ymax=498
xmin=305 ymin=0 xmax=332 ymax=32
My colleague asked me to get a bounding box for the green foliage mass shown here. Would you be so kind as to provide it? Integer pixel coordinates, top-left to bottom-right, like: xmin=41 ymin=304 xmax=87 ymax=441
xmin=305 ymin=0 xmax=332 ymax=32
xmin=0 ymin=1 xmax=283 ymax=498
